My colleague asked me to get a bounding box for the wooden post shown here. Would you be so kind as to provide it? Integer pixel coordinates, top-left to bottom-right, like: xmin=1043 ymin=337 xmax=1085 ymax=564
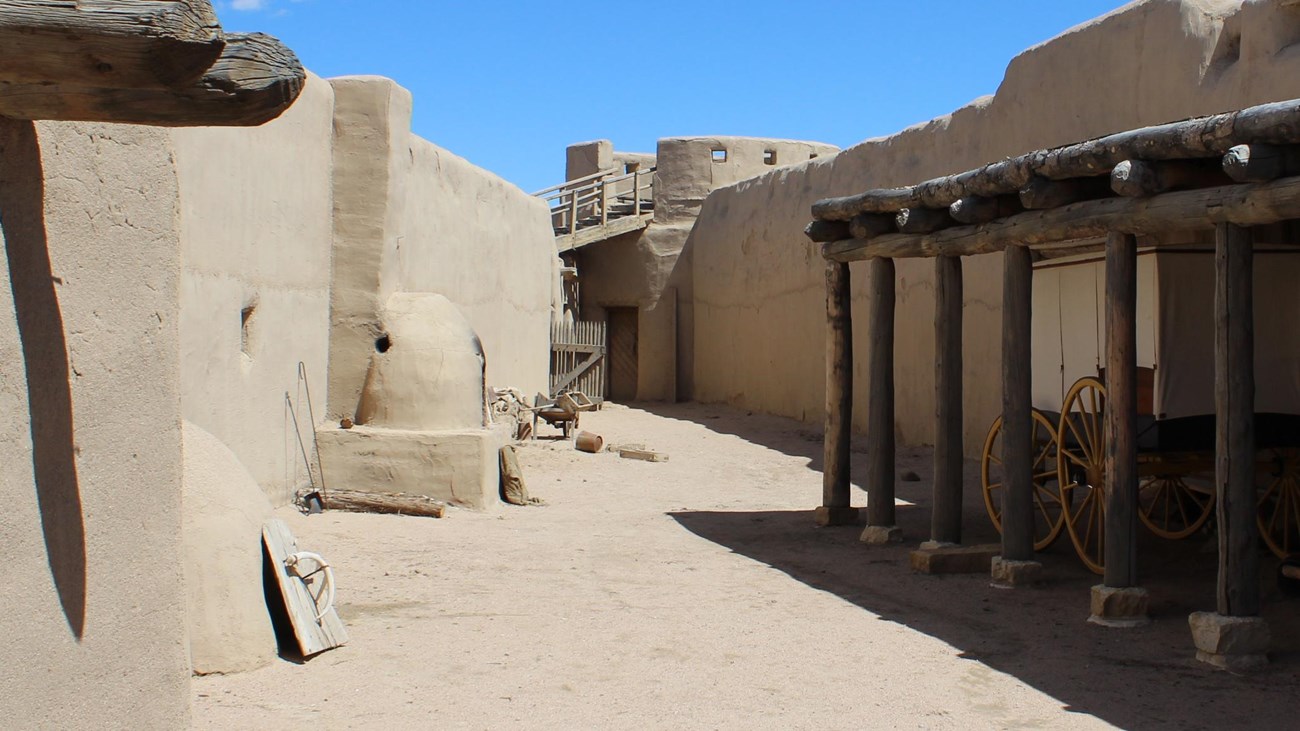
xmin=633 ymin=169 xmax=641 ymax=216
xmin=819 ymin=261 xmax=853 ymax=525
xmin=1104 ymin=232 xmax=1139 ymax=587
xmin=932 ymin=255 xmax=963 ymax=544
xmin=1001 ymin=245 xmax=1034 ymax=561
xmin=600 ymin=178 xmax=609 ymax=226
xmin=1215 ymin=222 xmax=1259 ymax=617
xmin=867 ymin=258 xmax=896 ymax=529
xmin=568 ymin=187 xmax=579 ymax=234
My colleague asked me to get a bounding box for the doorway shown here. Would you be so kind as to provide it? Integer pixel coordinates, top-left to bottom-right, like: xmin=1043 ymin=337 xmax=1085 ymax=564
xmin=607 ymin=307 xmax=638 ymax=402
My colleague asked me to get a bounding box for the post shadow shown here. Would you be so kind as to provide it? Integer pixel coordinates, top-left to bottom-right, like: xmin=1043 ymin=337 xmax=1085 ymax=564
xmin=0 ymin=118 xmax=86 ymax=639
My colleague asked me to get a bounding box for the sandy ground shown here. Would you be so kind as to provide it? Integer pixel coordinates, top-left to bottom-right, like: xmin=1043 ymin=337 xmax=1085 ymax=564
xmin=193 ymin=403 xmax=1300 ymax=730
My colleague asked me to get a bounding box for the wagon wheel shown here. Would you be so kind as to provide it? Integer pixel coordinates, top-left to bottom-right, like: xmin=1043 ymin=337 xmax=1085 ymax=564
xmin=1138 ymin=473 xmax=1215 ymax=540
xmin=1257 ymin=448 xmax=1300 ymax=558
xmin=980 ymin=410 xmax=1066 ymax=551
xmin=1057 ymin=376 xmax=1107 ymax=575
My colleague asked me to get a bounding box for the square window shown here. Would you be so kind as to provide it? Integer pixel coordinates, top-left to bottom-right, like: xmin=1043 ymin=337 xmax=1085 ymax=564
xmin=711 ymin=149 xmax=727 ymax=163
xmin=763 ymin=150 xmax=777 ymax=165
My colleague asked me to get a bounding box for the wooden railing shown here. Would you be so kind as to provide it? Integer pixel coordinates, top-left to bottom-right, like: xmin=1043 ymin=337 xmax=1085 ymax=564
xmin=533 ymin=167 xmax=655 ymax=235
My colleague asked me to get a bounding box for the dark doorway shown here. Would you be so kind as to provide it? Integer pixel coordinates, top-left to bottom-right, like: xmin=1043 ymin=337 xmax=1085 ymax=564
xmin=607 ymin=307 xmax=638 ymax=401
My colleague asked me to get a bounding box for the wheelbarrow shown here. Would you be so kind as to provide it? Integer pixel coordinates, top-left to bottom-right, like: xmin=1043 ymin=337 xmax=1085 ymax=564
xmin=532 ymin=391 xmax=596 ymax=439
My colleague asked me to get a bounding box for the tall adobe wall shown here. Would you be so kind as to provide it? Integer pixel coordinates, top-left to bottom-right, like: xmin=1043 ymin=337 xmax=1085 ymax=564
xmin=689 ymin=0 xmax=1300 ymax=454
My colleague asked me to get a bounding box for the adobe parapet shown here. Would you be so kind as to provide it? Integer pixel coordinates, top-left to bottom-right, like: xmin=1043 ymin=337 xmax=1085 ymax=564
xmin=654 ymin=136 xmax=839 ymax=222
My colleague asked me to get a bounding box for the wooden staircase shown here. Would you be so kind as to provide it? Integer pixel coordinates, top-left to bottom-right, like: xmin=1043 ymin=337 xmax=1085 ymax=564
xmin=533 ymin=167 xmax=655 ymax=251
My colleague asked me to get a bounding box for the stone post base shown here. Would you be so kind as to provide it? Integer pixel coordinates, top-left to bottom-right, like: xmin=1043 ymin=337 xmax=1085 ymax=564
xmin=989 ymin=556 xmax=1043 ymax=588
xmin=859 ymin=524 xmax=903 ymax=545
xmin=1189 ymin=612 xmax=1270 ymax=671
xmin=814 ymin=505 xmax=863 ymax=527
xmin=910 ymin=543 xmax=1000 ymax=575
xmin=1088 ymin=585 xmax=1151 ymax=627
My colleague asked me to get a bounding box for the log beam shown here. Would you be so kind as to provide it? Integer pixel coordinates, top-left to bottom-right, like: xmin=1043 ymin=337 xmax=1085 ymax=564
xmin=1019 ymin=175 xmax=1111 ymax=210
xmin=849 ymin=213 xmax=895 ymax=241
xmin=949 ymin=195 xmax=1021 ymax=225
xmin=805 ymin=219 xmax=850 ymax=243
xmin=1104 ymin=232 xmax=1139 ymax=588
xmin=1222 ymin=143 xmax=1300 ymax=183
xmin=820 ymin=261 xmax=854 ymax=525
xmin=1000 ymin=245 xmax=1034 ymax=562
xmin=1215 ymin=222 xmax=1259 ymax=617
xmin=931 ymin=255 xmax=963 ymax=544
xmin=865 ymin=258 xmax=896 ymax=530
xmin=0 ymin=33 xmax=305 ymax=127
xmin=895 ymin=206 xmax=953 ymax=234
xmin=820 ymin=175 xmax=1300 ymax=262
xmin=0 ymin=0 xmax=223 ymax=89
xmin=1110 ymin=159 xmax=1228 ymax=197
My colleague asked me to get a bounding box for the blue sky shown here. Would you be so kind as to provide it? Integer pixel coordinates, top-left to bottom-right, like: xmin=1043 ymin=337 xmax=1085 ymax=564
xmin=220 ymin=1 xmax=1130 ymax=195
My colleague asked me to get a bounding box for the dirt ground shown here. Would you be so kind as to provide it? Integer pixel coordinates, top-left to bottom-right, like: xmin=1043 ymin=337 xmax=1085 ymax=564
xmin=193 ymin=403 xmax=1300 ymax=730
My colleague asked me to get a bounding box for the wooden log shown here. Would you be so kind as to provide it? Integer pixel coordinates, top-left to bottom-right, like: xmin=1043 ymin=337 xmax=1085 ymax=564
xmin=320 ymin=488 xmax=446 ymax=518
xmin=932 ymin=255 xmax=963 ymax=544
xmin=849 ymin=213 xmax=895 ymax=240
xmin=895 ymin=207 xmax=953 ymax=234
xmin=866 ymin=258 xmax=896 ymax=528
xmin=0 ymin=33 xmax=305 ymax=127
xmin=1037 ymin=98 xmax=1300 ymax=179
xmin=823 ymin=261 xmax=853 ymax=511
xmin=949 ymin=195 xmax=1008 ymax=224
xmin=914 ymin=157 xmax=1038 ymax=207
xmin=1222 ymin=143 xmax=1300 ymax=183
xmin=1000 ymin=245 xmax=1034 ymax=562
xmin=805 ymin=219 xmax=851 ymax=243
xmin=0 ymin=0 xmax=222 ymax=89
xmin=1019 ymin=174 xmax=1112 ymax=209
xmin=820 ymin=174 xmax=1300 ymax=262
xmin=812 ymin=187 xmax=918 ymax=221
xmin=1104 ymin=232 xmax=1139 ymax=588
xmin=1110 ymin=159 xmax=1228 ymax=197
xmin=1215 ymin=222 xmax=1259 ymax=617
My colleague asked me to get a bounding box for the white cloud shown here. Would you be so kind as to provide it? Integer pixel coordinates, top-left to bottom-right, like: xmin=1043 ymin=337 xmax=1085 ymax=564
xmin=230 ymin=0 xmax=267 ymax=10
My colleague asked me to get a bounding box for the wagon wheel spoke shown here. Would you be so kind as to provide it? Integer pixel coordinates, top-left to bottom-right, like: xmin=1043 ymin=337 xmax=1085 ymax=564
xmin=988 ymin=454 xmax=1003 ymax=466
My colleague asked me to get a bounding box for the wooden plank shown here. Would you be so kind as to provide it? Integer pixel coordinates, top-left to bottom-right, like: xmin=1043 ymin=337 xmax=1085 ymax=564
xmin=821 ymin=174 xmax=1300 ymax=262
xmin=263 ymin=518 xmax=348 ymax=658
xmin=321 ymin=488 xmax=445 ymax=518
xmin=1104 ymin=232 xmax=1139 ymax=587
xmin=823 ymin=261 xmax=852 ymax=511
xmin=866 ymin=258 xmax=896 ymax=528
xmin=1215 ymin=222 xmax=1260 ymax=617
xmin=0 ymin=0 xmax=222 ymax=89
xmin=618 ymin=448 xmax=668 ymax=462
xmin=932 ymin=255 xmax=963 ymax=544
xmin=1000 ymin=246 xmax=1034 ymax=561
xmin=0 ymin=33 xmax=305 ymax=127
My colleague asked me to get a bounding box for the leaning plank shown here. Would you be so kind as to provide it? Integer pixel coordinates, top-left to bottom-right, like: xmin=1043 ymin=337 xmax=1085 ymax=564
xmin=322 ymin=488 xmax=446 ymax=518
xmin=0 ymin=0 xmax=223 ymax=88
xmin=0 ymin=33 xmax=304 ymax=127
xmin=821 ymin=174 xmax=1300 ymax=262
xmin=263 ymin=519 xmax=348 ymax=658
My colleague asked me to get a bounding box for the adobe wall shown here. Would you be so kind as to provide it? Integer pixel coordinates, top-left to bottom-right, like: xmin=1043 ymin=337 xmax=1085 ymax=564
xmin=172 ymin=72 xmax=335 ymax=506
xmin=326 ymin=76 xmax=556 ymax=421
xmin=572 ymin=136 xmax=836 ymax=402
xmin=689 ymin=0 xmax=1300 ymax=455
xmin=0 ymin=120 xmax=189 ymax=727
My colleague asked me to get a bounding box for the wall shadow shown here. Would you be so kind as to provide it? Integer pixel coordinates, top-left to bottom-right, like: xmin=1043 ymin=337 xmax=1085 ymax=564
xmin=669 ymin=506 xmax=1300 ymax=729
xmin=0 ymin=119 xmax=86 ymax=639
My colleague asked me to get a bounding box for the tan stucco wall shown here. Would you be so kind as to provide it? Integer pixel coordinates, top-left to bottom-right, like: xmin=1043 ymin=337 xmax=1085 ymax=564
xmin=399 ymin=136 xmax=555 ymax=396
xmin=0 ymin=120 xmax=189 ymax=727
xmin=327 ymin=76 xmax=556 ymax=420
xmin=689 ymin=0 xmax=1300 ymax=455
xmin=573 ymin=136 xmax=837 ymax=402
xmin=173 ymin=72 xmax=335 ymax=506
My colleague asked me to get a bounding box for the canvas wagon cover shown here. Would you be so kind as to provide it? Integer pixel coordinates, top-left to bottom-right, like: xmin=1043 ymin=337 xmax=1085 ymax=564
xmin=1030 ymin=250 xmax=1300 ymax=419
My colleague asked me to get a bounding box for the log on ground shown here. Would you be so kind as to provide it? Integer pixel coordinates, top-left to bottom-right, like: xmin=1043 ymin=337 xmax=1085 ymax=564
xmin=320 ymin=488 xmax=447 ymax=518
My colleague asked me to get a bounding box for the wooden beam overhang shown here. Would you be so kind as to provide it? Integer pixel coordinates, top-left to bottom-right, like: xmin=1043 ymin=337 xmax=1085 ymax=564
xmin=0 ymin=2 xmax=305 ymax=127
xmin=819 ymin=174 xmax=1300 ymax=262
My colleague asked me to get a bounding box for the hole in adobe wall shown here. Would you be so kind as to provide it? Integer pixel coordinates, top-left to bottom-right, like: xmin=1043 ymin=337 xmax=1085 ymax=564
xmin=711 ymin=149 xmax=727 ymax=163
xmin=375 ymin=334 xmax=391 ymax=353
xmin=809 ymin=153 xmax=819 ymax=160
xmin=240 ymin=304 xmax=256 ymax=357
xmin=763 ymin=149 xmax=777 ymax=165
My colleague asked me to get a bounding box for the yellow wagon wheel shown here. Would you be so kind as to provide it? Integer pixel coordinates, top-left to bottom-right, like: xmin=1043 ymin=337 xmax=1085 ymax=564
xmin=1057 ymin=376 xmax=1107 ymax=575
xmin=1138 ymin=473 xmax=1215 ymax=540
xmin=980 ymin=409 xmax=1066 ymax=551
xmin=1257 ymin=448 xmax=1300 ymax=558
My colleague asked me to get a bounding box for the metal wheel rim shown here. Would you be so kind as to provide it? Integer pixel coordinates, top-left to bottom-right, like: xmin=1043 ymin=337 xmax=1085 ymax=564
xmin=1057 ymin=376 xmax=1107 ymax=575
